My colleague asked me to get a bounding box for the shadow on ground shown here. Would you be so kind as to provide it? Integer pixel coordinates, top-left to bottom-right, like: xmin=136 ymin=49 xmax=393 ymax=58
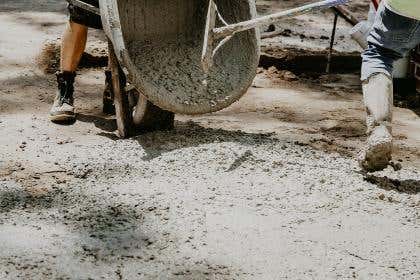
xmin=95 ymin=117 xmax=364 ymax=161
xmin=128 ymin=121 xmax=276 ymax=161
xmin=0 ymin=184 xmax=145 ymax=257
xmin=0 ymin=182 xmax=242 ymax=278
xmin=364 ymin=174 xmax=420 ymax=194
xmin=77 ymin=113 xmax=117 ymax=132
xmin=0 ymin=187 xmax=61 ymax=214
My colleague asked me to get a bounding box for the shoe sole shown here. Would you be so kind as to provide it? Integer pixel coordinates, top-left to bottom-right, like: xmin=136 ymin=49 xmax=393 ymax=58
xmin=49 ymin=113 xmax=76 ymax=123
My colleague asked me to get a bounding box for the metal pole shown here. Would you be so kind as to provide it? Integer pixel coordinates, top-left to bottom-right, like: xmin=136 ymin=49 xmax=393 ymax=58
xmin=326 ymin=12 xmax=339 ymax=74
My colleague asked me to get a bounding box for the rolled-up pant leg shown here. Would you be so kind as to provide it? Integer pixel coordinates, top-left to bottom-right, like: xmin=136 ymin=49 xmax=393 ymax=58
xmin=67 ymin=0 xmax=102 ymax=29
xmin=361 ymin=3 xmax=420 ymax=81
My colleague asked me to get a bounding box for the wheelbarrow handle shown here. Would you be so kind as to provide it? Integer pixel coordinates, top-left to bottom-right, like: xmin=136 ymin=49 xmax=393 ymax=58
xmin=202 ymin=0 xmax=348 ymax=71
xmin=213 ymin=0 xmax=349 ymax=40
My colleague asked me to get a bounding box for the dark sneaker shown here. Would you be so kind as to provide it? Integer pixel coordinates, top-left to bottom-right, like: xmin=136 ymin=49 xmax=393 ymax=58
xmin=50 ymin=71 xmax=76 ymax=123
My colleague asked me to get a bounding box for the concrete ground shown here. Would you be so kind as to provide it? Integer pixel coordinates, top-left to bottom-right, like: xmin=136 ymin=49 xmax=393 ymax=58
xmin=0 ymin=1 xmax=419 ymax=279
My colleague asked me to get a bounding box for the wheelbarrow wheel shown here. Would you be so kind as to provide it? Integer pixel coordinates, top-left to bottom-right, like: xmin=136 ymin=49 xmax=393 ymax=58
xmin=107 ymin=40 xmax=174 ymax=137
xmin=131 ymin=91 xmax=175 ymax=132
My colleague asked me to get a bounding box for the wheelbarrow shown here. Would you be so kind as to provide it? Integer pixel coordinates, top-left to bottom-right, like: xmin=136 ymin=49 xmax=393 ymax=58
xmin=70 ymin=0 xmax=347 ymax=138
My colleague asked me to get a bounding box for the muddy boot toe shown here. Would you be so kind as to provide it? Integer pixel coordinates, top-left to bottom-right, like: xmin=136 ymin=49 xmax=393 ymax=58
xmin=358 ymin=125 xmax=393 ymax=172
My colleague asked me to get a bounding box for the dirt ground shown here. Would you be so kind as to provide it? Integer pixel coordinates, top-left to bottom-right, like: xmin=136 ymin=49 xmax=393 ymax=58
xmin=0 ymin=1 xmax=419 ymax=279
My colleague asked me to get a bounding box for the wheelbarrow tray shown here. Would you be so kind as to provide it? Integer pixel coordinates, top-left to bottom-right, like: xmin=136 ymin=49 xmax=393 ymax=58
xmin=100 ymin=0 xmax=260 ymax=115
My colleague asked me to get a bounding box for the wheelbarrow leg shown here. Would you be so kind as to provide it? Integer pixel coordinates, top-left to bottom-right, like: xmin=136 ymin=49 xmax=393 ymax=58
xmin=102 ymin=68 xmax=115 ymax=115
xmin=108 ymin=39 xmax=132 ymax=138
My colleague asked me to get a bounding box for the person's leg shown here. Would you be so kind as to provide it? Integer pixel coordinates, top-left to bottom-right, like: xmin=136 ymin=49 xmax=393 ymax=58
xmin=61 ymin=21 xmax=88 ymax=72
xmin=359 ymin=3 xmax=420 ymax=171
xmin=50 ymin=0 xmax=102 ymax=123
xmin=50 ymin=21 xmax=88 ymax=122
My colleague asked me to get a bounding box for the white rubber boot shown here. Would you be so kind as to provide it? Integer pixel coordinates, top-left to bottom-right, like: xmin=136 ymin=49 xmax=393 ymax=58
xmin=359 ymin=73 xmax=393 ymax=172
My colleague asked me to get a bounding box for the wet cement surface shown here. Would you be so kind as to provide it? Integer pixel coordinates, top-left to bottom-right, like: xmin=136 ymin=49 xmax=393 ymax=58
xmin=1 ymin=119 xmax=419 ymax=279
